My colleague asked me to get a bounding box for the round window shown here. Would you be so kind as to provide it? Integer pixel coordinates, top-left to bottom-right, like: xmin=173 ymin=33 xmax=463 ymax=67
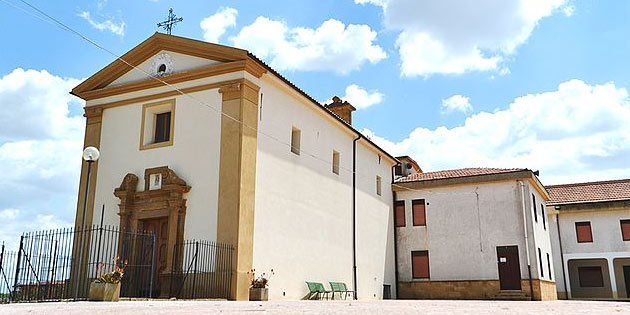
xmin=158 ymin=64 xmax=167 ymax=73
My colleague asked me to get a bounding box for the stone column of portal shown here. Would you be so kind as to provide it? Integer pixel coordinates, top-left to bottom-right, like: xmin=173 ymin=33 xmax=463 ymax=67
xmin=217 ymin=79 xmax=260 ymax=301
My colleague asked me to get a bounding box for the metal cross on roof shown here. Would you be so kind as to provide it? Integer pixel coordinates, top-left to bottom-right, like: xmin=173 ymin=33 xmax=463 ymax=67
xmin=157 ymin=8 xmax=183 ymax=35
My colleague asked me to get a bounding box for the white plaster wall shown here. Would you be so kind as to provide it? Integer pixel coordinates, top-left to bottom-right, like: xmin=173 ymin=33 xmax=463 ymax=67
xmin=91 ymin=87 xmax=222 ymax=242
xmin=547 ymin=207 xmax=630 ymax=298
xmin=250 ymin=74 xmax=396 ymax=300
xmin=555 ymin=209 xmax=630 ymax=254
xmin=526 ymin=183 xmax=555 ymax=282
xmin=395 ymin=181 xmax=547 ymax=282
xmin=109 ymin=50 xmax=222 ymax=87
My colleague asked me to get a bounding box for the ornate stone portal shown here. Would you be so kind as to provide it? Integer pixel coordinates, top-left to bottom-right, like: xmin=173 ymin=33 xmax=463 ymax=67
xmin=114 ymin=166 xmax=190 ymax=296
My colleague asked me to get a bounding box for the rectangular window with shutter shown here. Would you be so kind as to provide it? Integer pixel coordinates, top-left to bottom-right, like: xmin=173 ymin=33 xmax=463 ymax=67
xmin=621 ymin=220 xmax=630 ymax=241
xmin=541 ymin=203 xmax=546 ymax=230
xmin=547 ymin=253 xmax=552 ymax=280
xmin=394 ymin=201 xmax=405 ymax=227
xmin=411 ymin=251 xmax=429 ymax=279
xmin=532 ymin=194 xmax=538 ymax=222
xmin=578 ymin=266 xmax=604 ymax=287
xmin=575 ymin=222 xmax=593 ymax=243
xmin=412 ymin=199 xmax=426 ymax=226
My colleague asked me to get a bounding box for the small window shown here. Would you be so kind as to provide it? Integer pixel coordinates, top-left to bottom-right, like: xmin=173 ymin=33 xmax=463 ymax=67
xmin=575 ymin=222 xmax=593 ymax=243
xmin=546 ymin=253 xmax=552 ymax=280
xmin=532 ymin=194 xmax=537 ymax=222
xmin=621 ymin=220 xmax=630 ymax=241
xmin=578 ymin=266 xmax=604 ymax=287
xmin=157 ymin=63 xmax=167 ymax=73
xmin=411 ymin=251 xmax=429 ymax=279
xmin=154 ymin=112 xmax=171 ymax=143
xmin=332 ymin=151 xmax=340 ymax=175
xmin=412 ymin=199 xmax=426 ymax=226
xmin=291 ymin=127 xmax=301 ymax=155
xmin=394 ymin=201 xmax=405 ymax=227
xmin=376 ymin=176 xmax=382 ymax=196
xmin=140 ymin=99 xmax=175 ymax=150
xmin=538 ymin=248 xmax=544 ymax=278
xmin=541 ymin=203 xmax=546 ymax=230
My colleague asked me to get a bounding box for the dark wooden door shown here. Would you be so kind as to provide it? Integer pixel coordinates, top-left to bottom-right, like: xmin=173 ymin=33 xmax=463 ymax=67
xmin=497 ymin=245 xmax=522 ymax=290
xmin=139 ymin=217 xmax=169 ymax=294
xmin=624 ymin=266 xmax=630 ymax=297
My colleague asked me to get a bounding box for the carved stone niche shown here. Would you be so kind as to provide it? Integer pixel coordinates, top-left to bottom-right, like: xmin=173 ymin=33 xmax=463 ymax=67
xmin=114 ymin=166 xmax=190 ymax=296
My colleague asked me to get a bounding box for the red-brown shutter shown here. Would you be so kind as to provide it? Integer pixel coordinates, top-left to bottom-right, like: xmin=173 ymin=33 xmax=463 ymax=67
xmin=575 ymin=222 xmax=593 ymax=243
xmin=621 ymin=220 xmax=630 ymax=241
xmin=412 ymin=199 xmax=426 ymax=226
xmin=411 ymin=251 xmax=429 ymax=279
xmin=395 ymin=201 xmax=405 ymax=227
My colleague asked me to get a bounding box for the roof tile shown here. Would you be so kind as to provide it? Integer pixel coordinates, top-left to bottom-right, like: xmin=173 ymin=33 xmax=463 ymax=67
xmin=395 ymin=167 xmax=526 ymax=183
xmin=546 ymin=179 xmax=630 ymax=205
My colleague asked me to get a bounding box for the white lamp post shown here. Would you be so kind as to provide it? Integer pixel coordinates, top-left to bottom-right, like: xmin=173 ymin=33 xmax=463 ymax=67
xmin=75 ymin=146 xmax=100 ymax=300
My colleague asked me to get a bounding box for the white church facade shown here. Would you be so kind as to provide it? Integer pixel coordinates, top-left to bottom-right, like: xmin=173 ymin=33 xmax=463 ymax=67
xmin=71 ymin=33 xmax=397 ymax=301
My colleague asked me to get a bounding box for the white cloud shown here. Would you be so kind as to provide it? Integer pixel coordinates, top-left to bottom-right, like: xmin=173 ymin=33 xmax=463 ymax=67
xmin=441 ymin=95 xmax=473 ymax=113
xmin=364 ymin=79 xmax=630 ymax=185
xmin=200 ymin=7 xmax=238 ymax=43
xmin=340 ymin=84 xmax=384 ymax=109
xmin=563 ymin=5 xmax=576 ymax=17
xmin=0 ymin=69 xmax=83 ymax=248
xmin=231 ymin=17 xmax=386 ymax=74
xmin=79 ymin=11 xmax=125 ymax=36
xmin=357 ymin=0 xmax=572 ymax=77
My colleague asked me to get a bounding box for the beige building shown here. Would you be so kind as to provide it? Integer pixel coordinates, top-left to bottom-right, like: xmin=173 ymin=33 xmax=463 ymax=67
xmin=393 ymin=167 xmax=557 ymax=301
xmin=71 ymin=33 xmax=397 ymax=300
xmin=546 ymin=179 xmax=630 ymax=300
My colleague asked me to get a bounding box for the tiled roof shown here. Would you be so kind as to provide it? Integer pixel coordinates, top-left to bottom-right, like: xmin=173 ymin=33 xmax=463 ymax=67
xmin=546 ymin=179 xmax=630 ymax=205
xmin=396 ymin=167 xmax=527 ymax=183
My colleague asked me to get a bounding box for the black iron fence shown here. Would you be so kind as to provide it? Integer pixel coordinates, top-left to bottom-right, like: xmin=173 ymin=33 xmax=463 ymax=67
xmin=0 ymin=227 xmax=234 ymax=303
xmin=0 ymin=226 xmax=155 ymax=302
xmin=169 ymin=240 xmax=234 ymax=299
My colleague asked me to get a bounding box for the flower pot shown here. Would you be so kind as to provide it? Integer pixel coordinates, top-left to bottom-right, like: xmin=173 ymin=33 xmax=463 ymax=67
xmin=249 ymin=287 xmax=268 ymax=301
xmin=89 ymin=281 xmax=121 ymax=301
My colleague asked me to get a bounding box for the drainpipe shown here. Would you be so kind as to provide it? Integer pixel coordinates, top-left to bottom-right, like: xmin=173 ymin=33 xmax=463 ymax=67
xmin=352 ymin=134 xmax=361 ymax=300
xmin=555 ymin=211 xmax=569 ymax=299
xmin=518 ymin=181 xmax=534 ymax=301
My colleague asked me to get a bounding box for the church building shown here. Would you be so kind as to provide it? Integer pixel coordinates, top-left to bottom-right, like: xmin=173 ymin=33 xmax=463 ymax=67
xmin=71 ymin=33 xmax=398 ymax=300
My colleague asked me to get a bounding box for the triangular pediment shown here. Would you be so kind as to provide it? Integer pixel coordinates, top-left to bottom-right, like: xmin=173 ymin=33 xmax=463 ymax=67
xmin=71 ymin=33 xmax=260 ymax=100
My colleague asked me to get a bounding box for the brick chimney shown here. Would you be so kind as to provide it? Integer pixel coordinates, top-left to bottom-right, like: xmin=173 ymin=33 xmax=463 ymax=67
xmin=325 ymin=96 xmax=356 ymax=125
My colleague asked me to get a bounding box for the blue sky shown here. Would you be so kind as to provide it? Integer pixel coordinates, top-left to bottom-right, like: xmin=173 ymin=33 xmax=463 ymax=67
xmin=0 ymin=0 xmax=629 ymax=245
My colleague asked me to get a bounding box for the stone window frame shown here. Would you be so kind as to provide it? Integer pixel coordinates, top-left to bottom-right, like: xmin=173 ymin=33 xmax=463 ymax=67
xmin=140 ymin=99 xmax=176 ymax=150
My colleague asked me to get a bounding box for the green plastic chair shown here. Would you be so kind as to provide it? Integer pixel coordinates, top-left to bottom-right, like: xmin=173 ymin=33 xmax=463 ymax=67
xmin=305 ymin=281 xmax=331 ymax=300
xmin=329 ymin=282 xmax=354 ymax=300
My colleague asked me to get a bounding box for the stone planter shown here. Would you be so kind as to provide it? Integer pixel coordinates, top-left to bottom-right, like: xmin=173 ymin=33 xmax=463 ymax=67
xmin=249 ymin=287 xmax=268 ymax=301
xmin=89 ymin=282 xmax=121 ymax=301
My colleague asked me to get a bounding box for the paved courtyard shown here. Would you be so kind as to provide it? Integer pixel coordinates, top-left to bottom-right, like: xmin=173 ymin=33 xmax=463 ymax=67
xmin=1 ymin=300 xmax=629 ymax=315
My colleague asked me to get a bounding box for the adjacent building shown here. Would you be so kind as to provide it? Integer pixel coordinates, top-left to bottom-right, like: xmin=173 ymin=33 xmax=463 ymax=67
xmin=71 ymin=33 xmax=397 ymax=300
xmin=393 ymin=167 xmax=557 ymax=301
xmin=546 ymin=179 xmax=630 ymax=300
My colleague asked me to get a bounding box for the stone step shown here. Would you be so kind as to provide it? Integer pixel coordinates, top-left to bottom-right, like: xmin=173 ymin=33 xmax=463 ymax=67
xmin=491 ymin=291 xmax=530 ymax=301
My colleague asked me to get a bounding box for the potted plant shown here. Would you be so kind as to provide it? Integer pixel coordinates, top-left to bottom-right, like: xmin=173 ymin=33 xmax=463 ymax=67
xmin=248 ymin=268 xmax=274 ymax=301
xmin=89 ymin=257 xmax=127 ymax=302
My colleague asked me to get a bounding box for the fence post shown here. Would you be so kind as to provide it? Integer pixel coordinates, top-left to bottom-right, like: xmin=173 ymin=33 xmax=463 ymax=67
xmin=149 ymin=233 xmax=156 ymax=298
xmin=192 ymin=241 xmax=199 ymax=299
xmin=12 ymin=235 xmax=24 ymax=301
